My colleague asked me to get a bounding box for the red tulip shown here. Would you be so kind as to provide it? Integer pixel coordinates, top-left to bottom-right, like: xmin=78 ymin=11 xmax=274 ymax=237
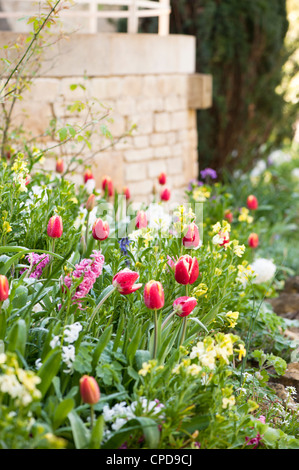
xmin=144 ymin=280 xmax=164 ymax=310
xmin=56 ymin=158 xmax=64 ymax=174
xmin=123 ymin=186 xmax=130 ymax=200
xmin=102 ymin=176 xmax=114 ymax=197
xmin=136 ymin=210 xmax=147 ymax=229
xmin=47 ymin=215 xmax=63 ymax=238
xmin=86 ymin=194 xmax=96 ymax=212
xmin=224 ymin=210 xmax=233 ymax=223
xmin=173 ymin=296 xmax=197 ymax=317
xmin=158 ymin=172 xmax=167 ymax=185
xmin=174 ymin=255 xmax=199 ymax=285
xmin=160 ymin=188 xmax=171 ymax=201
xmin=84 ymin=169 xmax=94 ymax=184
xmin=79 ymin=375 xmax=100 ymax=405
xmin=248 ymin=232 xmax=259 ymax=248
xmin=182 ymin=222 xmax=200 ymax=248
xmin=92 ymin=218 xmax=109 ymax=241
xmin=112 ymin=268 xmax=142 ymax=295
xmin=247 ymin=195 xmax=258 ymax=210
xmin=25 ymin=175 xmax=31 ymax=186
xmin=0 ymin=275 xmax=9 ymax=301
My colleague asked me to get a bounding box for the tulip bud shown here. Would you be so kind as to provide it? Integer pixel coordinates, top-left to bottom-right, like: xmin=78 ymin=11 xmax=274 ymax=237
xmin=79 ymin=375 xmax=100 ymax=405
xmin=173 ymin=296 xmax=197 ymax=317
xmin=56 ymin=158 xmax=64 ymax=174
xmin=174 ymin=255 xmax=199 ymax=285
xmin=182 ymin=222 xmax=200 ymax=249
xmin=224 ymin=210 xmax=233 ymax=223
xmin=0 ymin=275 xmax=9 ymax=301
xmin=248 ymin=232 xmax=259 ymax=248
xmin=123 ymin=186 xmax=130 ymax=200
xmin=102 ymin=176 xmax=114 ymax=197
xmin=86 ymin=194 xmax=96 ymax=212
xmin=144 ymin=280 xmax=164 ymax=310
xmin=247 ymin=195 xmax=258 ymax=210
xmin=158 ymin=172 xmax=167 ymax=185
xmin=47 ymin=215 xmax=63 ymax=238
xmin=92 ymin=218 xmax=109 ymax=241
xmin=160 ymin=188 xmax=171 ymax=201
xmin=84 ymin=169 xmax=94 ymax=184
xmin=112 ymin=268 xmax=142 ymax=295
xmin=136 ymin=210 xmax=148 ymax=229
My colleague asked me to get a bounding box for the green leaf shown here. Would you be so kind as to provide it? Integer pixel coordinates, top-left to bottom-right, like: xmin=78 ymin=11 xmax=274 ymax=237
xmin=126 ymin=327 xmax=142 ymax=365
xmin=7 ymin=319 xmax=27 ymax=357
xmin=134 ymin=350 xmax=151 ymax=371
xmin=53 ymin=398 xmax=75 ymax=430
xmin=68 ymin=410 xmax=90 ymax=449
xmin=89 ymin=415 xmax=104 ymax=449
xmin=92 ymin=325 xmax=113 ymax=370
xmin=112 ymin=313 xmax=125 ymax=352
xmin=12 ymin=286 xmax=28 ymax=309
xmin=59 ymin=127 xmax=68 ymax=141
xmin=37 ymin=349 xmax=62 ymax=398
xmin=102 ymin=417 xmax=160 ymax=449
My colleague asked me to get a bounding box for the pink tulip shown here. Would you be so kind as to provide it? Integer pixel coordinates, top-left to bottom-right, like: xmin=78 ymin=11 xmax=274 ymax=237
xmin=160 ymin=188 xmax=171 ymax=201
xmin=136 ymin=210 xmax=148 ymax=229
xmin=102 ymin=176 xmax=114 ymax=197
xmin=92 ymin=218 xmax=109 ymax=241
xmin=0 ymin=275 xmax=9 ymax=301
xmin=247 ymin=195 xmax=258 ymax=210
xmin=84 ymin=169 xmax=94 ymax=184
xmin=144 ymin=280 xmax=164 ymax=310
xmin=173 ymin=296 xmax=197 ymax=317
xmin=174 ymin=255 xmax=199 ymax=285
xmin=112 ymin=268 xmax=142 ymax=295
xmin=79 ymin=375 xmax=101 ymax=405
xmin=56 ymin=158 xmax=64 ymax=174
xmin=86 ymin=194 xmax=96 ymax=212
xmin=248 ymin=232 xmax=259 ymax=248
xmin=47 ymin=215 xmax=63 ymax=238
xmin=158 ymin=172 xmax=167 ymax=185
xmin=182 ymin=222 xmax=200 ymax=248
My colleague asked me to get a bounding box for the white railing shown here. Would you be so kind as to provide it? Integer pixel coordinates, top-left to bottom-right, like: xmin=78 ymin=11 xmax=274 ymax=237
xmin=0 ymin=0 xmax=171 ymax=35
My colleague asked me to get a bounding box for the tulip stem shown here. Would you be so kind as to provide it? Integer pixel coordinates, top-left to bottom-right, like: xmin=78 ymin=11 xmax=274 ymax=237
xmin=87 ymin=287 xmax=116 ymax=332
xmin=90 ymin=405 xmax=94 ymax=430
xmin=153 ymin=309 xmax=158 ymax=359
xmin=180 ymin=317 xmax=188 ymax=347
xmin=161 ymin=310 xmax=175 ymax=330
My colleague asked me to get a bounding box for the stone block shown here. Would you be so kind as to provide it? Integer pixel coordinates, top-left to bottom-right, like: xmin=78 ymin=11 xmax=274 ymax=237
xmin=188 ymin=73 xmax=213 ymax=109
xmin=154 ymin=112 xmax=171 ymax=133
xmin=124 ymin=147 xmax=153 ymax=162
xmin=125 ymin=162 xmax=147 ymax=182
xmin=147 ymin=160 xmax=167 ymax=178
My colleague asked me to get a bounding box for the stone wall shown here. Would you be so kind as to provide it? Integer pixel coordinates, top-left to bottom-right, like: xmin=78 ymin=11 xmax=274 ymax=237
xmin=0 ymin=32 xmax=212 ymax=202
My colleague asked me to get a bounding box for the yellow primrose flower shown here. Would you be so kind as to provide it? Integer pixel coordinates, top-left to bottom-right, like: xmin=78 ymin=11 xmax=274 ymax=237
xmin=215 ymin=268 xmax=222 ymax=276
xmin=233 ymin=244 xmax=246 ymax=257
xmin=222 ymin=395 xmax=235 ymax=409
xmin=212 ymin=222 xmax=221 ymax=234
xmin=236 ymin=344 xmax=246 ymax=361
xmin=3 ymin=221 xmax=12 ymax=233
xmin=226 ymin=311 xmax=239 ymax=328
xmin=192 ymin=283 xmax=208 ymax=298
xmin=138 ymin=362 xmax=152 ymax=376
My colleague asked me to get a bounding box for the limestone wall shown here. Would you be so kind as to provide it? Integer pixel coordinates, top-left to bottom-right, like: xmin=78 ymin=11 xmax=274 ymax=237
xmin=0 ymin=32 xmax=212 ymax=202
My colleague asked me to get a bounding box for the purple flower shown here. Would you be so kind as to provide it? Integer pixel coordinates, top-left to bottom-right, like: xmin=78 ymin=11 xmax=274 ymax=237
xmin=62 ymin=250 xmax=105 ymax=304
xmin=245 ymin=433 xmax=263 ymax=449
xmin=188 ymin=179 xmax=204 ymax=190
xmin=20 ymin=253 xmax=50 ymax=279
xmin=200 ymin=168 xmax=217 ymax=180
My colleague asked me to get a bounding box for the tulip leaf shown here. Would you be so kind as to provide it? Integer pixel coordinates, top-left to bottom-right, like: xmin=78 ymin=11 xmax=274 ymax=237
xmin=92 ymin=325 xmax=113 ymax=370
xmin=102 ymin=417 xmax=160 ymax=449
xmin=112 ymin=313 xmax=125 ymax=352
xmin=37 ymin=349 xmax=62 ymax=397
xmin=126 ymin=327 xmax=142 ymax=365
xmin=89 ymin=415 xmax=105 ymax=449
xmin=0 ymin=310 xmax=6 ymax=340
xmin=53 ymin=398 xmax=75 ymax=430
xmin=7 ymin=319 xmax=27 ymax=357
xmin=68 ymin=410 xmax=90 ymax=449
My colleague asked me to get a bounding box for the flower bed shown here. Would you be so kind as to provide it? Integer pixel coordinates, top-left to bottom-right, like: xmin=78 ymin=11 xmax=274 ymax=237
xmin=1 ymin=147 xmax=299 ymax=449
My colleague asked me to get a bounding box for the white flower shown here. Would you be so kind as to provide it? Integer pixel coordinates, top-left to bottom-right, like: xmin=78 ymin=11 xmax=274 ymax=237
xmin=291 ymin=168 xmax=299 ymax=181
xmin=62 ymin=345 xmax=76 ymax=373
xmin=85 ymin=179 xmax=96 ymax=194
xmin=147 ymin=203 xmax=172 ymax=231
xmin=35 ymin=359 xmax=42 ymax=370
xmin=250 ymin=160 xmax=267 ymax=178
xmin=250 ymin=258 xmax=276 ymax=284
xmin=112 ymin=417 xmax=127 ymax=431
xmin=268 ymin=149 xmax=292 ymax=166
xmin=50 ymin=335 xmax=60 ymax=349
xmin=64 ymin=322 xmax=82 ymax=344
